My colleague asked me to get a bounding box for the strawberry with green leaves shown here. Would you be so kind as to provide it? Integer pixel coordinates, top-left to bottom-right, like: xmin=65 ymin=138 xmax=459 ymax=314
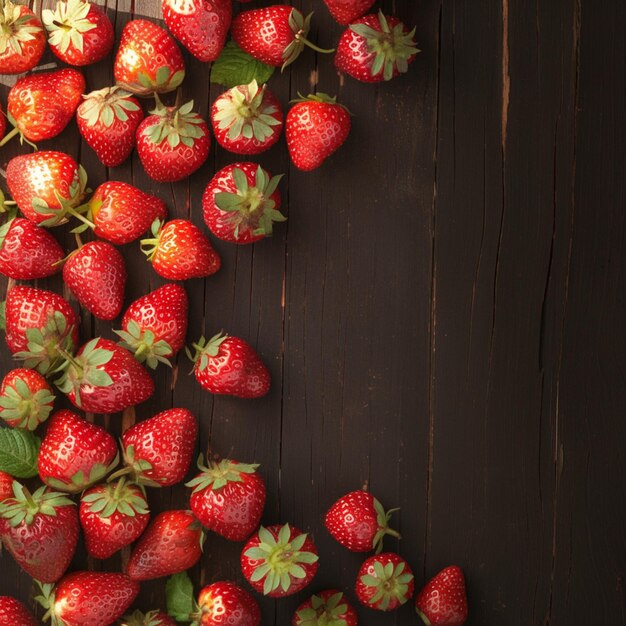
xmin=196 ymin=581 xmax=261 ymax=626
xmin=415 ymin=566 xmax=468 ymax=626
xmin=322 ymin=0 xmax=375 ymax=24
xmin=122 ymin=610 xmax=177 ymax=626
xmin=0 ymin=368 xmax=55 ymax=430
xmin=0 ymin=1 xmax=46 ymax=74
xmin=293 ymin=590 xmax=358 ymax=626
xmin=355 ymin=552 xmax=414 ymax=611
xmin=0 ymin=596 xmax=37 ymax=626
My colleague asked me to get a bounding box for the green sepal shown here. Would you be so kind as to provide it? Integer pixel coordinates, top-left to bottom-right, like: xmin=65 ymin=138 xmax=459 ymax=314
xmin=0 ymin=482 xmax=74 ymax=527
xmin=185 ymin=457 xmax=259 ymax=493
xmin=114 ymin=319 xmax=173 ymax=369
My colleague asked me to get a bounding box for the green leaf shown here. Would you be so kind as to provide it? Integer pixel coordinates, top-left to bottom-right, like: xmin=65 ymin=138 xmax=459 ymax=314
xmin=0 ymin=427 xmax=40 ymax=478
xmin=166 ymin=571 xmax=195 ymax=622
xmin=211 ymin=41 xmax=275 ymax=89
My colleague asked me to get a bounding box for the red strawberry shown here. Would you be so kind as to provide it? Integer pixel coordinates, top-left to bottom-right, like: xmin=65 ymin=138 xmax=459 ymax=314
xmin=285 ymin=93 xmax=351 ymax=171
xmin=162 ymin=0 xmax=231 ymax=62
xmin=203 ymin=162 xmax=285 ymax=244
xmin=188 ymin=332 xmax=271 ymax=399
xmin=114 ymin=19 xmax=185 ymax=96
xmin=126 ymin=509 xmax=204 ymax=581
xmin=323 ymin=0 xmax=375 ymax=25
xmin=136 ymin=99 xmax=210 ymax=182
xmin=292 ymin=589 xmax=358 ymax=626
xmin=0 ymin=104 xmax=5 ymax=140
xmin=241 ymin=524 xmax=319 ymax=597
xmin=415 ymin=566 xmax=468 ymax=626
xmin=121 ymin=609 xmax=177 ymax=626
xmin=355 ymin=552 xmax=414 ymax=611
xmin=38 ymin=409 xmax=118 ymax=493
xmin=0 ymin=472 xmax=13 ymax=501
xmin=0 ymin=482 xmax=78 ymax=583
xmin=141 ymin=219 xmax=221 ymax=281
xmin=0 ymin=596 xmax=37 ymax=626
xmin=80 ymin=479 xmax=150 ymax=559
xmin=187 ymin=458 xmax=266 ymax=541
xmin=55 ymin=337 xmax=155 ymax=413
xmin=0 ymin=368 xmax=55 ymax=430
xmin=196 ymin=581 xmax=261 ymax=626
xmin=335 ymin=12 xmax=419 ymax=82
xmin=62 ymin=240 xmax=127 ymax=320
xmin=211 ymin=79 xmax=283 ymax=155
xmin=0 ymin=1 xmax=46 ymax=74
xmin=231 ymin=5 xmax=334 ymax=69
xmin=77 ymin=87 xmax=144 ymax=167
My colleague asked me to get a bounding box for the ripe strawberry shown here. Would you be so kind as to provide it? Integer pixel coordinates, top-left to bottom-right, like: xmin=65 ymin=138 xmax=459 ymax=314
xmin=62 ymin=240 xmax=127 ymax=320
xmin=38 ymin=410 xmax=118 ymax=493
xmin=0 ymin=1 xmax=46 ymax=74
xmin=141 ymin=219 xmax=221 ymax=281
xmin=122 ymin=609 xmax=177 ymax=626
xmin=80 ymin=479 xmax=150 ymax=559
xmin=188 ymin=332 xmax=271 ymax=399
xmin=0 ymin=472 xmax=13 ymax=501
xmin=126 ymin=509 xmax=204 ymax=581
xmin=231 ymin=5 xmax=334 ymax=69
xmin=196 ymin=581 xmax=261 ymax=626
xmin=0 ymin=596 xmax=37 ymax=626
xmin=355 ymin=552 xmax=414 ymax=611
xmin=77 ymin=87 xmax=144 ymax=167
xmin=0 ymin=482 xmax=78 ymax=583
xmin=211 ymin=80 xmax=283 ymax=155
xmin=242 ymin=524 xmax=319 ymax=597
xmin=203 ymin=162 xmax=285 ymax=244
xmin=335 ymin=11 xmax=419 ymax=82
xmin=286 ymin=93 xmax=351 ymax=171
xmin=0 ymin=104 xmax=6 ymax=140
xmin=136 ymin=99 xmax=210 ymax=182
xmin=322 ymin=0 xmax=375 ymax=24
xmin=293 ymin=590 xmax=358 ymax=626
xmin=0 ymin=368 xmax=55 ymax=430
xmin=187 ymin=458 xmax=266 ymax=541
xmin=55 ymin=337 xmax=155 ymax=413
xmin=162 ymin=0 xmax=231 ymax=62
xmin=114 ymin=19 xmax=185 ymax=96
xmin=415 ymin=566 xmax=468 ymax=626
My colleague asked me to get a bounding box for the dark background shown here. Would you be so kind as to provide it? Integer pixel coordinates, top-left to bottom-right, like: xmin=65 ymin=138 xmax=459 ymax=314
xmin=1 ymin=0 xmax=625 ymax=624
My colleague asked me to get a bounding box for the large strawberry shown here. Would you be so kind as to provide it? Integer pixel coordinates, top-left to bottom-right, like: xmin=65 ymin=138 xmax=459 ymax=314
xmin=202 ymin=163 xmax=285 ymax=244
xmin=0 ymin=368 xmax=55 ymax=430
xmin=0 ymin=596 xmax=37 ymax=626
xmin=355 ymin=552 xmax=414 ymax=611
xmin=211 ymin=80 xmax=283 ymax=155
xmin=122 ymin=610 xmax=177 ymax=626
xmin=415 ymin=566 xmax=468 ymax=626
xmin=293 ymin=589 xmax=358 ymax=626
xmin=286 ymin=93 xmax=351 ymax=171
xmin=77 ymin=87 xmax=144 ymax=167
xmin=0 ymin=1 xmax=46 ymax=74
xmin=187 ymin=332 xmax=271 ymax=399
xmin=0 ymin=482 xmax=78 ymax=583
xmin=196 ymin=581 xmax=261 ymax=626
xmin=0 ymin=472 xmax=12 ymax=501
xmin=322 ymin=0 xmax=375 ymax=25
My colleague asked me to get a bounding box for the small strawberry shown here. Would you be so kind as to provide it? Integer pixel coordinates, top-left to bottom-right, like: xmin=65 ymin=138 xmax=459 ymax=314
xmin=114 ymin=19 xmax=185 ymax=96
xmin=196 ymin=581 xmax=261 ymax=626
xmin=77 ymin=87 xmax=144 ymax=167
xmin=0 ymin=105 xmax=5 ymax=140
xmin=0 ymin=368 xmax=55 ymax=430
xmin=335 ymin=11 xmax=419 ymax=82
xmin=141 ymin=219 xmax=221 ymax=281
xmin=241 ymin=524 xmax=319 ymax=597
xmin=322 ymin=0 xmax=375 ymax=25
xmin=203 ymin=162 xmax=285 ymax=244
xmin=62 ymin=240 xmax=127 ymax=320
xmin=355 ymin=552 xmax=414 ymax=611
xmin=0 ymin=472 xmax=13 ymax=501
xmin=122 ymin=609 xmax=177 ymax=626
xmin=42 ymin=0 xmax=114 ymax=66
xmin=126 ymin=509 xmax=204 ymax=581
xmin=187 ymin=332 xmax=271 ymax=399
xmin=136 ymin=99 xmax=210 ymax=182
xmin=415 ymin=566 xmax=468 ymax=626
xmin=0 ymin=596 xmax=37 ymax=626
xmin=0 ymin=1 xmax=46 ymax=74
xmin=285 ymin=93 xmax=351 ymax=171
xmin=292 ymin=589 xmax=358 ymax=626
xmin=187 ymin=457 xmax=266 ymax=541
xmin=211 ymin=80 xmax=284 ymax=155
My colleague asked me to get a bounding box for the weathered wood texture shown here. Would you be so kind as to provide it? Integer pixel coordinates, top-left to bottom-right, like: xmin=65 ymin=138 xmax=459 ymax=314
xmin=1 ymin=0 xmax=625 ymax=624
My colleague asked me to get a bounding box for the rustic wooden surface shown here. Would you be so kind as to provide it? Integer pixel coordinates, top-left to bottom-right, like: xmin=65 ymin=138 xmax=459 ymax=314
xmin=1 ymin=0 xmax=625 ymax=624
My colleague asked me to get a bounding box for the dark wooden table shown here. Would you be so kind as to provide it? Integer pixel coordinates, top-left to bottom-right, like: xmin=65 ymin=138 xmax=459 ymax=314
xmin=1 ymin=1 xmax=625 ymax=624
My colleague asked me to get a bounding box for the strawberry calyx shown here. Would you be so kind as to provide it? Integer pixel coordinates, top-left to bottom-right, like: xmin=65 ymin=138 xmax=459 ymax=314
xmin=114 ymin=319 xmax=173 ymax=369
xmin=122 ymin=609 xmax=171 ymax=626
xmin=360 ymin=559 xmax=414 ymax=610
xmin=0 ymin=374 xmax=55 ymax=430
xmin=142 ymin=98 xmax=205 ymax=148
xmin=140 ymin=218 xmax=166 ymax=263
xmin=82 ymin=477 xmax=149 ymax=518
xmin=372 ymin=497 xmax=401 ymax=553
xmin=42 ymin=0 xmax=96 ymax=55
xmin=296 ymin=591 xmax=350 ymax=625
xmin=283 ymin=9 xmax=335 ymax=70
xmin=45 ymin=452 xmax=120 ymax=494
xmin=109 ymin=444 xmax=161 ymax=488
xmin=120 ymin=65 xmax=186 ymax=98
xmin=0 ymin=482 xmax=74 ymax=527
xmin=186 ymin=456 xmax=259 ymax=493
xmin=0 ymin=1 xmax=41 ymax=56
xmin=78 ymin=85 xmax=141 ymax=128
xmin=0 ymin=110 xmax=38 ymax=149
xmin=185 ymin=333 xmax=229 ymax=372
xmin=35 ymin=580 xmax=63 ymax=625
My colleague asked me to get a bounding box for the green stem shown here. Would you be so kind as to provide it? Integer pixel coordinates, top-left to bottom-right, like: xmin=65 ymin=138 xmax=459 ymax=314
xmin=297 ymin=34 xmax=335 ymax=54
xmin=66 ymin=206 xmax=95 ymax=229
xmin=0 ymin=126 xmax=20 ymax=147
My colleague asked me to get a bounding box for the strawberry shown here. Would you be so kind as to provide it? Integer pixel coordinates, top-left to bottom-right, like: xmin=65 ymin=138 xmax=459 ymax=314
xmin=38 ymin=409 xmax=118 ymax=493
xmin=126 ymin=509 xmax=204 ymax=581
xmin=141 ymin=219 xmax=221 ymax=281
xmin=0 ymin=596 xmax=37 ymax=626
xmin=211 ymin=80 xmax=283 ymax=155
xmin=203 ymin=162 xmax=285 ymax=244
xmin=335 ymin=11 xmax=419 ymax=82
xmin=355 ymin=552 xmax=414 ymax=611
xmin=187 ymin=458 xmax=266 ymax=541
xmin=122 ymin=609 xmax=177 ymax=626
xmin=80 ymin=479 xmax=150 ymax=559
xmin=55 ymin=337 xmax=154 ymax=413
xmin=0 ymin=482 xmax=78 ymax=583
xmin=415 ymin=566 xmax=468 ymax=626
xmin=0 ymin=1 xmax=46 ymax=74
xmin=0 ymin=104 xmax=5 ymax=140
xmin=0 ymin=368 xmax=55 ymax=430
xmin=285 ymin=93 xmax=351 ymax=171
xmin=0 ymin=472 xmax=13 ymax=501
xmin=241 ymin=524 xmax=319 ymax=597
xmin=162 ymin=0 xmax=231 ymax=62
xmin=322 ymin=0 xmax=375 ymax=24
xmin=77 ymin=87 xmax=144 ymax=167
xmin=62 ymin=240 xmax=127 ymax=320
xmin=42 ymin=0 xmax=114 ymax=66
xmin=187 ymin=332 xmax=271 ymax=399
xmin=231 ymin=5 xmax=334 ymax=69
xmin=292 ymin=589 xmax=358 ymax=626
xmin=114 ymin=19 xmax=185 ymax=96
xmin=136 ymin=99 xmax=210 ymax=182
xmin=196 ymin=581 xmax=261 ymax=626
